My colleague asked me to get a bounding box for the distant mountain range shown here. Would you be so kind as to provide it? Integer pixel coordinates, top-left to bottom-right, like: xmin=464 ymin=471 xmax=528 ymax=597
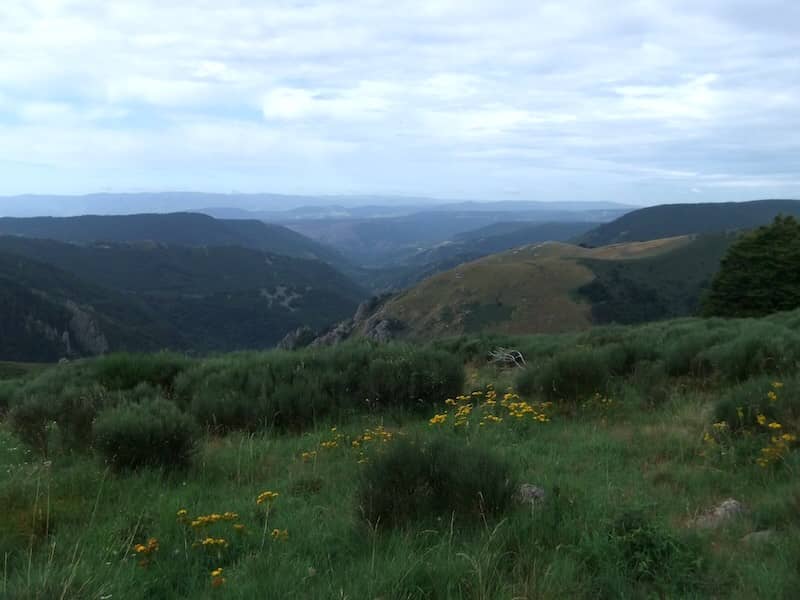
xmin=0 ymin=191 xmax=633 ymax=218
xmin=0 ymin=212 xmax=345 ymax=266
xmin=2 ymin=197 xmax=798 ymax=359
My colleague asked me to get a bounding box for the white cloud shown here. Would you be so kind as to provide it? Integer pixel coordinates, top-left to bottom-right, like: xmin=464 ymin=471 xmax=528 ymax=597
xmin=0 ymin=0 xmax=798 ymax=202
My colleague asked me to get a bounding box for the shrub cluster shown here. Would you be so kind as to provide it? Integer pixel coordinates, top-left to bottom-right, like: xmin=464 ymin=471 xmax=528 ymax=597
xmin=176 ymin=342 xmax=464 ymax=431
xmin=93 ymin=397 xmax=198 ymax=470
xmin=358 ymin=438 xmax=517 ymax=527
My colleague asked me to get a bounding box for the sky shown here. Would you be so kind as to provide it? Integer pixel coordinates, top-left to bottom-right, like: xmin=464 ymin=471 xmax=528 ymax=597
xmin=0 ymin=0 xmax=798 ymax=204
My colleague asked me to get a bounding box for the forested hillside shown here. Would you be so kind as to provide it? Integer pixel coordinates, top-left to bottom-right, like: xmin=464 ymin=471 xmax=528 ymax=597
xmin=0 ymin=212 xmax=346 ymax=266
xmin=577 ymin=199 xmax=800 ymax=246
xmin=0 ymin=238 xmax=366 ymax=361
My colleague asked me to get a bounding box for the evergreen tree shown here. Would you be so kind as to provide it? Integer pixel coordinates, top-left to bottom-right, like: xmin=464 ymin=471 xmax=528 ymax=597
xmin=703 ymin=215 xmax=800 ymax=317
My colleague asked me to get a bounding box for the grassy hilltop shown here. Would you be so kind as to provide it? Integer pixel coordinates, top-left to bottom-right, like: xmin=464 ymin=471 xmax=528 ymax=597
xmin=361 ymin=233 xmax=732 ymax=339
xmin=2 ymin=308 xmax=800 ymax=598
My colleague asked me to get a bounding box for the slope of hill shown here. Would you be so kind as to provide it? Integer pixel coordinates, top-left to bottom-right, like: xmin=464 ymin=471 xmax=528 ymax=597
xmin=351 ymin=234 xmax=731 ymax=340
xmin=0 ymin=251 xmax=181 ymax=361
xmin=0 ymin=237 xmax=366 ymax=361
xmin=576 ymin=199 xmax=800 ymax=246
xmin=364 ymin=221 xmax=598 ymax=291
xmin=0 ymin=212 xmax=345 ymax=266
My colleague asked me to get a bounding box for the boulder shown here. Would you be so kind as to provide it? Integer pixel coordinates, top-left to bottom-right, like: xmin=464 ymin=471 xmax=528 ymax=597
xmin=741 ymin=530 xmax=776 ymax=545
xmin=516 ymin=483 xmax=546 ymax=504
xmin=688 ymin=498 xmax=745 ymax=529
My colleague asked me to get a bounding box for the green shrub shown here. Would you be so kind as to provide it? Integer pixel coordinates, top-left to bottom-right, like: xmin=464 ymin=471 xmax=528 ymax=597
xmin=522 ymin=347 xmax=613 ymax=401
xmin=611 ymin=511 xmax=705 ymax=588
xmin=8 ymin=395 xmax=55 ymax=457
xmin=90 ymin=352 xmax=190 ymax=393
xmin=358 ymin=438 xmax=517 ymax=528
xmin=714 ymin=376 xmax=800 ymax=432
xmin=580 ymin=511 xmax=707 ymax=596
xmin=177 ymin=343 xmax=464 ymax=431
xmin=93 ymin=397 xmax=199 ymax=470
xmin=662 ymin=331 xmax=718 ymax=378
xmin=699 ymin=325 xmax=800 ymax=381
xmin=0 ymin=380 xmax=15 ymax=415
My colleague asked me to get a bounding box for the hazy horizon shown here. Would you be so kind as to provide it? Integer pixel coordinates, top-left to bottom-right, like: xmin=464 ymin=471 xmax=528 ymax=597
xmin=1 ymin=1 xmax=798 ymax=203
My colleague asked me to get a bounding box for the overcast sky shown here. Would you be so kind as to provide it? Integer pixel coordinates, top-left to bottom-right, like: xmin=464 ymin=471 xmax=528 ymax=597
xmin=0 ymin=0 xmax=798 ymax=204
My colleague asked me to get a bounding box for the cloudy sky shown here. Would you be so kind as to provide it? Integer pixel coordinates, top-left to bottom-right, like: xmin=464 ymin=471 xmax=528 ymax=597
xmin=0 ymin=0 xmax=798 ymax=204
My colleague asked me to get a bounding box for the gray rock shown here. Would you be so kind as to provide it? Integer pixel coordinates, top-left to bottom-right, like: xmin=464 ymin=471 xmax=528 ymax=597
xmin=277 ymin=326 xmax=316 ymax=350
xmin=517 ymin=483 xmax=546 ymax=504
xmin=689 ymin=498 xmax=746 ymax=529
xmin=741 ymin=530 xmax=776 ymax=545
xmin=310 ymin=320 xmax=354 ymax=347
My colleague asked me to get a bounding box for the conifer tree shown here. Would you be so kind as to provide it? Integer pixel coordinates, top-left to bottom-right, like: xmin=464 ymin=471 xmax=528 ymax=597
xmin=703 ymin=215 xmax=800 ymax=317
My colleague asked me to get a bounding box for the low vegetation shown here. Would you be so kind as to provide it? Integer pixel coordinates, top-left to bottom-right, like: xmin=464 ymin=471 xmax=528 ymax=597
xmin=2 ymin=309 xmax=800 ymax=597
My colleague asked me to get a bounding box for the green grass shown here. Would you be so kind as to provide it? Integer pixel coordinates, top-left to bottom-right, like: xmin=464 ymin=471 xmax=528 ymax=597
xmin=0 ymin=362 xmax=46 ymax=381
xmin=2 ymin=397 xmax=798 ymax=599
xmin=2 ymin=313 xmax=800 ymax=598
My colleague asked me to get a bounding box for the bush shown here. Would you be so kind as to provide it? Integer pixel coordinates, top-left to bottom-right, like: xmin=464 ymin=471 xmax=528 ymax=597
xmin=8 ymin=383 xmax=112 ymax=455
xmin=699 ymin=324 xmax=800 ymax=382
xmin=714 ymin=376 xmax=800 ymax=432
xmin=358 ymin=438 xmax=517 ymax=527
xmin=609 ymin=511 xmax=705 ymax=590
xmin=0 ymin=380 xmax=15 ymax=415
xmin=90 ymin=352 xmax=190 ymax=393
xmin=93 ymin=397 xmax=199 ymax=470
xmin=521 ymin=347 xmax=613 ymax=401
xmin=177 ymin=343 xmax=464 ymax=431
xmin=8 ymin=396 xmax=55 ymax=457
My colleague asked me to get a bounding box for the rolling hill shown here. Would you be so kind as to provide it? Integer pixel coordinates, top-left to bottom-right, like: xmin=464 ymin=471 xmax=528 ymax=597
xmin=576 ymin=199 xmax=800 ymax=247
xmin=0 ymin=237 xmax=366 ymax=361
xmin=0 ymin=212 xmax=346 ymax=267
xmin=346 ymin=234 xmax=733 ymax=340
xmin=364 ymin=221 xmax=599 ymax=291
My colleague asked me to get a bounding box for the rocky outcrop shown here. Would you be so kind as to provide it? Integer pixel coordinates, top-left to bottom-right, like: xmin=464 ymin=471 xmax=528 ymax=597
xmin=309 ymin=294 xmax=405 ymax=347
xmin=65 ymin=301 xmax=109 ymax=355
xmin=516 ymin=484 xmax=547 ymax=505
xmin=277 ymin=326 xmax=317 ymax=350
xmin=688 ymin=498 xmax=745 ymax=529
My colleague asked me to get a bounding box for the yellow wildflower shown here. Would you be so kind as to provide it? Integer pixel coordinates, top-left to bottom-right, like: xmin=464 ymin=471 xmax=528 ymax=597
xmin=429 ymin=413 xmax=447 ymax=425
xmin=757 ymin=414 xmax=767 ymax=426
xmin=256 ymin=490 xmax=279 ymax=505
xmin=271 ymin=528 xmax=289 ymax=542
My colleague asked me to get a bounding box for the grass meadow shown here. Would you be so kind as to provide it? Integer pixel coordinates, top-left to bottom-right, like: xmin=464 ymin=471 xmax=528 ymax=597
xmin=2 ymin=311 xmax=800 ymax=598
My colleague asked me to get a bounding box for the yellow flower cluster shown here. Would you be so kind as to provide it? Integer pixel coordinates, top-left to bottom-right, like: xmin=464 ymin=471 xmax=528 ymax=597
xmin=256 ymin=490 xmax=279 ymax=505
xmin=756 ymin=415 xmax=796 ymax=468
xmin=300 ymin=451 xmax=317 ymax=462
xmin=133 ymin=537 xmax=159 ymax=568
xmin=430 ymin=386 xmax=553 ymax=430
xmin=198 ymin=537 xmax=229 ymax=549
xmin=190 ymin=512 xmax=239 ymax=528
xmin=429 ymin=413 xmax=447 ymax=425
xmin=271 ymin=528 xmax=289 ymax=542
xmin=320 ymin=427 xmax=344 ymax=449
xmin=310 ymin=425 xmax=395 ymax=463
xmin=211 ymin=567 xmax=226 ymax=588
xmin=581 ymin=392 xmax=614 ymax=414
xmin=454 ymin=403 xmax=473 ymax=427
xmin=133 ymin=537 xmax=159 ymax=556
